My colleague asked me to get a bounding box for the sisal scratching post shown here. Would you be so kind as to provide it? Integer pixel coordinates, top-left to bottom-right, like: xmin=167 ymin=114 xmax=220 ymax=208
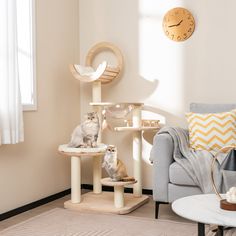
xmin=93 ymin=156 xmax=102 ymax=194
xmin=101 ymin=177 xmax=137 ymax=210
xmin=132 ymin=106 xmax=142 ymax=197
xmin=114 ymin=186 xmax=125 ymax=208
xmin=92 ymin=81 xmax=102 ymax=194
xmin=71 ymin=156 xmax=81 ymax=203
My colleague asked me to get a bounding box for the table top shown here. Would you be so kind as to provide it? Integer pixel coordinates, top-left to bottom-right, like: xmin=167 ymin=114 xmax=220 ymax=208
xmin=172 ymin=194 xmax=236 ymax=227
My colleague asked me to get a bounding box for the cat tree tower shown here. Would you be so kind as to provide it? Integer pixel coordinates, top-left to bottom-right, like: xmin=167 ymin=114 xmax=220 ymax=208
xmin=58 ymin=42 xmax=159 ymax=214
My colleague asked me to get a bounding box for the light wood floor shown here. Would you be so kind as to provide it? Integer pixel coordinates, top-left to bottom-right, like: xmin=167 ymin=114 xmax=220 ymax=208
xmin=0 ymin=191 xmax=189 ymax=231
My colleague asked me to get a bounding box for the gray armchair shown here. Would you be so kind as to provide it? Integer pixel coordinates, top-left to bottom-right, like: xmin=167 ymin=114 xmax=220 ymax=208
xmin=151 ymin=103 xmax=236 ymax=219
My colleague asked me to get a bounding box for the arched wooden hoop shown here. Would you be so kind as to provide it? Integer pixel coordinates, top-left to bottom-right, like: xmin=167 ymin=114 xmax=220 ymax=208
xmin=211 ymin=145 xmax=236 ymax=200
xmin=85 ymin=42 xmax=123 ymax=84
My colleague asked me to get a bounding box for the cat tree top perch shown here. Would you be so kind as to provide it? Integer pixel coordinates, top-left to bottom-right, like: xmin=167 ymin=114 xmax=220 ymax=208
xmin=70 ymin=42 xmax=123 ymax=84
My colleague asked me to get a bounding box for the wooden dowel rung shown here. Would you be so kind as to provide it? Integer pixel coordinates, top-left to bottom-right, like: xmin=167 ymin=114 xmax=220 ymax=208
xmin=100 ymin=80 xmax=110 ymax=83
xmin=99 ymin=79 xmax=112 ymax=83
xmin=102 ymin=81 xmax=112 ymax=84
xmin=99 ymin=78 xmax=113 ymax=82
xmin=103 ymin=71 xmax=118 ymax=76
xmin=100 ymin=75 xmax=114 ymax=79
xmin=106 ymin=67 xmax=120 ymax=73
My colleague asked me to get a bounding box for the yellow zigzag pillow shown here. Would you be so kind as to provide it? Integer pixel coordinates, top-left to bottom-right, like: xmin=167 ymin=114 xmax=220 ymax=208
xmin=186 ymin=110 xmax=236 ymax=153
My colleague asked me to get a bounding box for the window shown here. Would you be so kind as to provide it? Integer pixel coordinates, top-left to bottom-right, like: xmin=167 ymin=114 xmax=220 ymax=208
xmin=16 ymin=0 xmax=36 ymax=111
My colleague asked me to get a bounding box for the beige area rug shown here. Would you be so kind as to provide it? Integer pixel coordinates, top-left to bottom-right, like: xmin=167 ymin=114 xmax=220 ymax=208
xmin=0 ymin=208 xmax=235 ymax=236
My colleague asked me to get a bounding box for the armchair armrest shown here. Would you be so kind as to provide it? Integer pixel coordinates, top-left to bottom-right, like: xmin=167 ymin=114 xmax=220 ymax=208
xmin=150 ymin=133 xmax=174 ymax=202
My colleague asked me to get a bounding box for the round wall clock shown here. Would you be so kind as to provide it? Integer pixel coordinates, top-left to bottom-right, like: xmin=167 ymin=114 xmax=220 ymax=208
xmin=163 ymin=7 xmax=195 ymax=42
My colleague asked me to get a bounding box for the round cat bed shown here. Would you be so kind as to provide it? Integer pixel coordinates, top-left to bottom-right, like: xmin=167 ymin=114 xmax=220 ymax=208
xmin=86 ymin=42 xmax=123 ymax=84
xmin=58 ymin=143 xmax=107 ymax=204
xmin=70 ymin=42 xmax=123 ymax=84
xmin=58 ymin=143 xmax=107 ymax=155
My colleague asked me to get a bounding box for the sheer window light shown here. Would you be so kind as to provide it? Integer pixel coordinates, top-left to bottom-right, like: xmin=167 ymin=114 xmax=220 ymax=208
xmin=0 ymin=0 xmax=24 ymax=144
xmin=16 ymin=0 xmax=37 ymax=111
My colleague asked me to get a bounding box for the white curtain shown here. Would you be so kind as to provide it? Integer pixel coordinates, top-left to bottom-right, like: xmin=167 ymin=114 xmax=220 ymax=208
xmin=0 ymin=0 xmax=24 ymax=144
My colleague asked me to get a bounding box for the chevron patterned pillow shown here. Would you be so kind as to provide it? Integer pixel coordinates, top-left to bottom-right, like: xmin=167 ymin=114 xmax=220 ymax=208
xmin=186 ymin=110 xmax=236 ymax=153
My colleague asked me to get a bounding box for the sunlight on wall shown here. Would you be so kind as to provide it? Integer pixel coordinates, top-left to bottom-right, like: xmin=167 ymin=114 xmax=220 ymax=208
xmin=139 ymin=0 xmax=185 ymax=165
xmin=139 ymin=0 xmax=185 ymax=115
xmin=141 ymin=110 xmax=165 ymax=164
xmin=79 ymin=0 xmax=236 ymax=189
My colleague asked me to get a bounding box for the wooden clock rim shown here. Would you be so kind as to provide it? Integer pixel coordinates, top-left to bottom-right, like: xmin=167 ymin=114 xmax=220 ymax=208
xmin=163 ymin=7 xmax=195 ymax=42
xmin=165 ymin=7 xmax=193 ymax=14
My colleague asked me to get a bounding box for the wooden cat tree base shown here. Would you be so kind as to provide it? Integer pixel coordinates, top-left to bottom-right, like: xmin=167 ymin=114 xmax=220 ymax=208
xmin=64 ymin=192 xmax=149 ymax=215
xmin=59 ymin=147 xmax=149 ymax=215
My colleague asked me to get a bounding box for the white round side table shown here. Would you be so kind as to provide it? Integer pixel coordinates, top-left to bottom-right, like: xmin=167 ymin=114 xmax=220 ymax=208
xmin=172 ymin=194 xmax=236 ymax=236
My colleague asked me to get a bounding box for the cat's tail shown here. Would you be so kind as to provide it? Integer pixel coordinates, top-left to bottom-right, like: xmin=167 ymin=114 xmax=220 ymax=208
xmin=122 ymin=176 xmax=136 ymax=182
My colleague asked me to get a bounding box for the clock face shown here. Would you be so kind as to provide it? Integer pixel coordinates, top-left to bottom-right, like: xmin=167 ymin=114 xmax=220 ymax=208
xmin=163 ymin=7 xmax=195 ymax=42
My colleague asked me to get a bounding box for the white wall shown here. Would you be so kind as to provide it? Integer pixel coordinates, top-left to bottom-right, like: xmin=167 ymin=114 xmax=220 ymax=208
xmin=0 ymin=0 xmax=80 ymax=213
xmin=79 ymin=0 xmax=236 ymax=189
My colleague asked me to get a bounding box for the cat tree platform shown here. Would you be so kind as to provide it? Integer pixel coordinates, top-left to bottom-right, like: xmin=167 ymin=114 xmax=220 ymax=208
xmin=59 ymin=145 xmax=149 ymax=215
xmin=58 ymin=144 xmax=107 ymax=203
xmin=101 ymin=177 xmax=137 ymax=208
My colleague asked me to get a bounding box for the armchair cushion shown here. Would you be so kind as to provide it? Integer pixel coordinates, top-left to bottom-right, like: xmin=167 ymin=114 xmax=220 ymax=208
xmin=169 ymin=162 xmax=196 ymax=186
xmin=186 ymin=109 xmax=236 ymax=153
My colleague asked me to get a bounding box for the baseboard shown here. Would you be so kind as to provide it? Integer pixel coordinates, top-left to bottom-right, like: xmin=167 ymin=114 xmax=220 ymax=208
xmin=0 ymin=185 xmax=152 ymax=221
xmin=81 ymin=184 xmax=153 ymax=195
xmin=0 ymin=189 xmax=71 ymax=221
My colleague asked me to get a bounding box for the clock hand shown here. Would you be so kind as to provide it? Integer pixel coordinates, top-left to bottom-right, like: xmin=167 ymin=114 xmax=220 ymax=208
xmin=168 ymin=20 xmax=183 ymax=28
xmin=176 ymin=20 xmax=183 ymax=26
xmin=168 ymin=23 xmax=178 ymax=28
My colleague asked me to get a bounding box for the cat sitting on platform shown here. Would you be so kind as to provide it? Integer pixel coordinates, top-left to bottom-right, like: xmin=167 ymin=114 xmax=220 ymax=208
xmin=102 ymin=145 xmax=135 ymax=182
xmin=68 ymin=112 xmax=100 ymax=148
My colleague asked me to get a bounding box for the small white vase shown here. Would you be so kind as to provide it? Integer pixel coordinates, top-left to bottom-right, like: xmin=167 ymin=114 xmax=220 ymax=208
xmin=226 ymin=187 xmax=236 ymax=204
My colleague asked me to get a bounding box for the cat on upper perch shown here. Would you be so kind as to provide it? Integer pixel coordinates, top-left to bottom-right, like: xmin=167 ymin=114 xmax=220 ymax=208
xmin=68 ymin=112 xmax=100 ymax=148
xmin=102 ymin=145 xmax=135 ymax=182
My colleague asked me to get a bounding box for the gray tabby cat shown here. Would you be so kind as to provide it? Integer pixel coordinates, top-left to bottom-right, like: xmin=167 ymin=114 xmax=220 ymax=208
xmin=102 ymin=145 xmax=135 ymax=182
xmin=68 ymin=112 xmax=100 ymax=148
